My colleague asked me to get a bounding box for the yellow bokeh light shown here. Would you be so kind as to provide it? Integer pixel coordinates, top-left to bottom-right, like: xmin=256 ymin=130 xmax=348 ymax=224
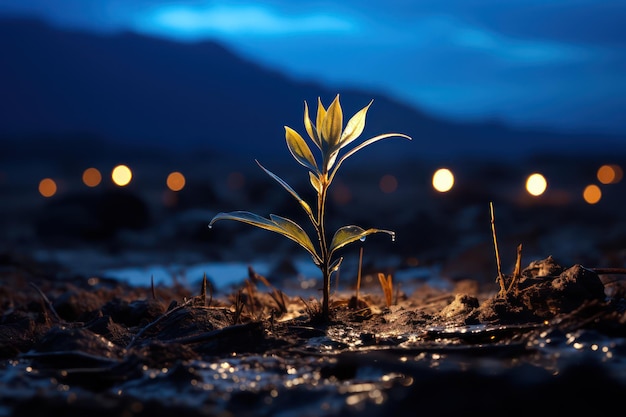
xmin=166 ymin=171 xmax=186 ymax=191
xmin=39 ymin=178 xmax=57 ymax=197
xmin=112 ymin=165 xmax=132 ymax=186
xmin=597 ymin=164 xmax=623 ymax=184
xmin=379 ymin=174 xmax=398 ymax=193
xmin=82 ymin=167 xmax=102 ymax=187
xmin=432 ymin=168 xmax=454 ymax=192
xmin=526 ymin=173 xmax=547 ymax=196
xmin=583 ymin=184 xmax=602 ymax=204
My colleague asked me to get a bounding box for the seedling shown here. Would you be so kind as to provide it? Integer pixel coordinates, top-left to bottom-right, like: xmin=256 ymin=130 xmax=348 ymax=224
xmin=209 ymin=94 xmax=411 ymax=321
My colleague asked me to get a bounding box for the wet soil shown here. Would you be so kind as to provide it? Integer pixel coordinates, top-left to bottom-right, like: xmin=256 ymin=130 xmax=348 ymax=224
xmin=1 ymin=251 xmax=626 ymax=417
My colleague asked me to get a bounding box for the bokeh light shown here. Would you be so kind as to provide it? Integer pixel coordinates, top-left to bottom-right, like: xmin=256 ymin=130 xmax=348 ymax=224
xmin=82 ymin=167 xmax=102 ymax=187
xmin=432 ymin=168 xmax=454 ymax=192
xmin=331 ymin=180 xmax=351 ymax=205
xmin=526 ymin=173 xmax=547 ymax=196
xmin=597 ymin=164 xmax=623 ymax=185
xmin=38 ymin=178 xmax=57 ymax=197
xmin=227 ymin=171 xmax=245 ymax=190
xmin=379 ymin=174 xmax=398 ymax=193
xmin=112 ymin=164 xmax=132 ymax=186
xmin=166 ymin=171 xmax=186 ymax=191
xmin=583 ymin=184 xmax=602 ymax=204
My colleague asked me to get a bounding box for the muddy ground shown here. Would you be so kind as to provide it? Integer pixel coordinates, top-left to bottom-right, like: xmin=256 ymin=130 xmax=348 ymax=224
xmin=2 ymin=249 xmax=626 ymax=417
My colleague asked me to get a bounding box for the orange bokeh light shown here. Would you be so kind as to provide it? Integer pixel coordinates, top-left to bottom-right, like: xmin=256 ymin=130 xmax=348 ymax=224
xmin=597 ymin=164 xmax=623 ymax=184
xmin=331 ymin=181 xmax=352 ymax=205
xmin=583 ymin=184 xmax=602 ymax=204
xmin=166 ymin=171 xmax=186 ymax=191
xmin=379 ymin=174 xmax=398 ymax=193
xmin=227 ymin=172 xmax=245 ymax=190
xmin=82 ymin=167 xmax=102 ymax=187
xmin=39 ymin=178 xmax=57 ymax=197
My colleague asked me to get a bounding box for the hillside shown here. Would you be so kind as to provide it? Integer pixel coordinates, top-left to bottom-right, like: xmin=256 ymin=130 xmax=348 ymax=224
xmin=2 ymin=18 xmax=624 ymax=164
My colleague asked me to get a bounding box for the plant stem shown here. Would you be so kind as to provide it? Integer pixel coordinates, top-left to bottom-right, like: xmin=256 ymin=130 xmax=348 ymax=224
xmin=317 ymin=177 xmax=331 ymax=320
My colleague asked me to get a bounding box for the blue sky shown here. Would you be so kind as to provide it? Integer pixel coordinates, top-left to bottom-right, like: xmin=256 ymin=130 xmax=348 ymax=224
xmin=2 ymin=0 xmax=625 ymax=134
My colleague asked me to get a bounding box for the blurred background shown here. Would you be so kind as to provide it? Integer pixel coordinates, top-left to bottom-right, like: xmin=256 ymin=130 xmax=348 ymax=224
xmin=1 ymin=1 xmax=625 ymax=290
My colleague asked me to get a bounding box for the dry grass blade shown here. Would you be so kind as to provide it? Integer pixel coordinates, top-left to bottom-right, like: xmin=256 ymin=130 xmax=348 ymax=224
xmin=490 ymin=202 xmax=507 ymax=297
xmin=248 ymin=266 xmax=287 ymax=315
xmin=233 ymin=290 xmax=246 ymax=325
xmin=507 ymin=244 xmax=523 ymax=296
xmin=29 ymin=282 xmax=62 ymax=324
xmin=355 ymin=246 xmax=364 ymax=305
xmin=377 ymin=273 xmax=394 ymax=308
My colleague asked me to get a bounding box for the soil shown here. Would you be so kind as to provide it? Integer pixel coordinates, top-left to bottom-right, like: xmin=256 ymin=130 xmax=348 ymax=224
xmin=1 ymin=250 xmax=626 ymax=417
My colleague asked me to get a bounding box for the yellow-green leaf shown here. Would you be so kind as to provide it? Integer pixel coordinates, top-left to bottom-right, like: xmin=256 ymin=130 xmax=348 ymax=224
xmin=321 ymin=94 xmax=343 ymax=149
xmin=325 ymin=149 xmax=339 ymax=174
xmin=309 ymin=171 xmax=321 ymax=195
xmin=329 ymin=257 xmax=343 ymax=274
xmin=303 ymin=101 xmax=321 ymax=150
xmin=256 ymin=160 xmax=313 ymax=218
xmin=329 ymin=133 xmax=412 ymax=183
xmin=268 ymin=214 xmax=319 ymax=259
xmin=285 ymin=126 xmax=318 ymax=172
xmin=315 ymin=97 xmax=327 ymax=146
xmin=329 ymin=225 xmax=395 ymax=257
xmin=340 ymin=100 xmax=372 ymax=149
xmin=209 ymin=211 xmax=320 ymax=261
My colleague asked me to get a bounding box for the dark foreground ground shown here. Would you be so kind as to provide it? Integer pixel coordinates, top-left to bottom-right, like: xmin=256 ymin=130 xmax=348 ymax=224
xmin=1 ymin=249 xmax=626 ymax=417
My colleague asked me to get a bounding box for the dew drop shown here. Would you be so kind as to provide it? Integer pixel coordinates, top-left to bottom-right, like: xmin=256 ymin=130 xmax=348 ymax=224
xmin=391 ymin=232 xmax=396 ymax=242
xmin=359 ymin=236 xmax=366 ymax=242
xmin=208 ymin=224 xmax=213 ymax=229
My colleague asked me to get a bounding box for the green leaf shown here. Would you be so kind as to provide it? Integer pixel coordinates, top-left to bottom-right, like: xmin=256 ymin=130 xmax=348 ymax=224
xmin=256 ymin=160 xmax=313 ymax=218
xmin=303 ymin=101 xmax=321 ymax=150
xmin=209 ymin=211 xmax=320 ymax=262
xmin=329 ymin=225 xmax=395 ymax=257
xmin=285 ymin=126 xmax=318 ymax=172
xmin=340 ymin=100 xmax=372 ymax=149
xmin=321 ymin=94 xmax=342 ymax=149
xmin=329 ymin=133 xmax=412 ymax=183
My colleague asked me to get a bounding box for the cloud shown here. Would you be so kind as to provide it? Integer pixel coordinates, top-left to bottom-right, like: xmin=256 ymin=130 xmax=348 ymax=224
xmin=374 ymin=14 xmax=591 ymax=66
xmin=135 ymin=3 xmax=358 ymax=39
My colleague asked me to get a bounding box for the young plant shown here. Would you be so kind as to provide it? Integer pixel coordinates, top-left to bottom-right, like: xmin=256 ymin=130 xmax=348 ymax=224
xmin=209 ymin=94 xmax=411 ymax=321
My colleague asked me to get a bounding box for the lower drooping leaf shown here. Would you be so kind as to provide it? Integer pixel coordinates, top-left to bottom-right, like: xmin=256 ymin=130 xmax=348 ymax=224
xmin=210 ymin=211 xmax=319 ymax=262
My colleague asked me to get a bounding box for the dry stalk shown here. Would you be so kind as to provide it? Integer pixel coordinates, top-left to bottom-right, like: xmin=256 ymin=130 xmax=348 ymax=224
xmin=233 ymin=290 xmax=246 ymax=325
xmin=151 ymin=275 xmax=157 ymax=300
xmin=490 ymin=202 xmax=507 ymax=297
xmin=506 ymin=243 xmax=523 ymax=295
xmin=377 ymin=273 xmax=394 ymax=308
xmin=200 ymin=273 xmax=214 ymax=307
xmin=355 ymin=246 xmax=364 ymax=304
xmin=248 ymin=266 xmax=287 ymax=314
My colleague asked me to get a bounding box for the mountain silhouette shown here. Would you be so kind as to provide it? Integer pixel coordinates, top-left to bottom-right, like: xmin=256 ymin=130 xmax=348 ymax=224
xmin=1 ymin=17 xmax=624 ymax=163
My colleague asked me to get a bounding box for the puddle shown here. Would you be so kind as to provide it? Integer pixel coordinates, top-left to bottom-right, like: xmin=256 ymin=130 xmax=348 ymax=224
xmin=31 ymin=248 xmax=446 ymax=293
